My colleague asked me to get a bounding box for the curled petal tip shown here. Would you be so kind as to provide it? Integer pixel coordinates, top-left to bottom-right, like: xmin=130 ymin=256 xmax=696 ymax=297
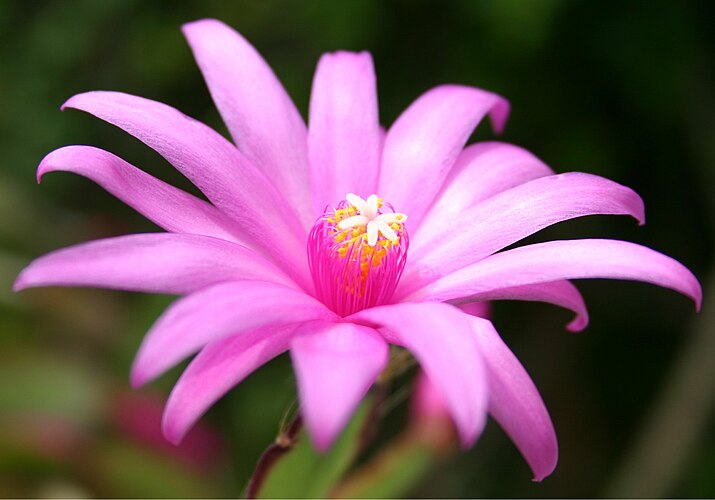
xmin=682 ymin=271 xmax=702 ymax=312
xmin=303 ymin=417 xmax=339 ymax=453
xmin=12 ymin=274 xmax=27 ymax=292
xmin=36 ymin=155 xmax=54 ymax=183
xmin=490 ymin=98 xmax=511 ymax=136
xmin=623 ymin=191 xmax=646 ymax=226
xmin=321 ymin=49 xmax=374 ymax=64
xmin=36 ymin=166 xmax=45 ymax=184
xmin=566 ymin=314 xmax=589 ymax=333
xmin=129 ymin=367 xmax=149 ymax=389
xmin=181 ymin=18 xmax=222 ymax=35
xmin=36 ymin=147 xmax=72 ymax=183
xmin=531 ymin=473 xmax=548 ymax=483
xmin=457 ymin=412 xmax=487 ymax=449
xmin=13 ymin=264 xmax=45 ymax=292
xmin=309 ymin=434 xmax=332 ymax=453
xmin=161 ymin=413 xmax=185 ymax=446
xmin=59 ymin=95 xmax=77 ymax=112
xmin=458 ymin=431 xmax=480 ymax=450
xmin=165 ymin=433 xmax=183 ymax=447
xmin=60 ymin=92 xmax=98 ymax=112
xmin=60 ymin=93 xmax=97 ymax=113
xmin=531 ymin=456 xmax=558 ymax=482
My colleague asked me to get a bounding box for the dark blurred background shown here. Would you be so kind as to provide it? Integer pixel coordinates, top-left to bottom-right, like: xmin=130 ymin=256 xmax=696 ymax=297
xmin=1 ymin=0 xmax=713 ymax=497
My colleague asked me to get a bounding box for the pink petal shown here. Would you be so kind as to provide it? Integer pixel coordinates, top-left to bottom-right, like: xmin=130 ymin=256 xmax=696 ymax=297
xmin=14 ymin=233 xmax=295 ymax=294
xmin=182 ymin=19 xmax=312 ymax=228
xmin=309 ymin=51 xmax=381 ymax=211
xmin=407 ymin=239 xmax=702 ymax=311
xmin=349 ymin=302 xmax=488 ymax=447
xmin=38 ymin=146 xmax=243 ymax=243
xmin=131 ymin=281 xmax=337 ymax=387
xmin=62 ymin=91 xmax=309 ymax=285
xmin=455 ymin=281 xmax=589 ymax=333
xmin=291 ymin=321 xmax=388 ymax=451
xmin=450 ymin=281 xmax=589 ymax=332
xmin=402 ymin=172 xmax=645 ymax=293
xmin=163 ymin=323 xmax=301 ymax=444
xmin=410 ymin=369 xmax=451 ymax=424
xmin=378 ymin=85 xmax=509 ymax=226
xmin=469 ymin=315 xmax=558 ymax=481
xmin=459 ymin=301 xmax=492 ymax=319
xmin=417 ymin=142 xmax=554 ymax=238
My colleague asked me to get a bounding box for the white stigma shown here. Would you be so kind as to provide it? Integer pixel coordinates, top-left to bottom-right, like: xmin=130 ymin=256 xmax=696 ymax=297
xmin=337 ymin=193 xmax=408 ymax=246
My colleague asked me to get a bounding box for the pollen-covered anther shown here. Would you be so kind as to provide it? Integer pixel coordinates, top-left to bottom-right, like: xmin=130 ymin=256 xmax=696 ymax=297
xmin=307 ymin=193 xmax=409 ymax=317
xmin=338 ymin=195 xmax=407 ymax=247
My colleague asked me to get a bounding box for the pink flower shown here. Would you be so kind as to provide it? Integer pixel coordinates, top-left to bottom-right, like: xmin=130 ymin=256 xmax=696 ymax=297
xmin=15 ymin=19 xmax=701 ymax=481
xmin=110 ymin=390 xmax=224 ymax=473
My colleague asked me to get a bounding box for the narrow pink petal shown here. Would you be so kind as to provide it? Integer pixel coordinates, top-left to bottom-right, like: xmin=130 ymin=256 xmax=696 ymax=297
xmin=163 ymin=323 xmax=301 ymax=444
xmin=402 ymin=172 xmax=645 ymax=293
xmin=62 ymin=91 xmax=309 ymax=284
xmin=291 ymin=321 xmax=388 ymax=451
xmin=131 ymin=281 xmax=337 ymax=387
xmin=38 ymin=146 xmax=245 ymax=244
xmin=417 ymin=142 xmax=554 ymax=238
xmin=309 ymin=51 xmax=381 ymax=211
xmin=411 ymin=370 xmax=451 ymax=425
xmin=406 ymin=239 xmax=702 ymax=311
xmin=458 ymin=301 xmax=492 ymax=319
xmin=14 ymin=233 xmax=295 ymax=294
xmin=454 ymin=281 xmax=589 ymax=332
xmin=378 ymin=85 xmax=510 ymax=226
xmin=469 ymin=315 xmax=558 ymax=481
xmin=182 ymin=19 xmax=312 ymax=227
xmin=349 ymin=303 xmax=488 ymax=447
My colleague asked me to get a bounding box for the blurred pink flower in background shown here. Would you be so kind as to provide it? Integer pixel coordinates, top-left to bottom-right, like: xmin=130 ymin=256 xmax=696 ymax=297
xmin=15 ymin=19 xmax=701 ymax=481
xmin=110 ymin=390 xmax=224 ymax=473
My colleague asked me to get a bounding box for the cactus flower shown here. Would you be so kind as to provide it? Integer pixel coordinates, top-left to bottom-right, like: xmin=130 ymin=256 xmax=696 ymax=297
xmin=15 ymin=19 xmax=701 ymax=482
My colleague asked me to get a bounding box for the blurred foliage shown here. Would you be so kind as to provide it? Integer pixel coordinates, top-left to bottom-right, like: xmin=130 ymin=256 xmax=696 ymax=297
xmin=1 ymin=0 xmax=713 ymax=497
xmin=254 ymin=398 xmax=371 ymax=498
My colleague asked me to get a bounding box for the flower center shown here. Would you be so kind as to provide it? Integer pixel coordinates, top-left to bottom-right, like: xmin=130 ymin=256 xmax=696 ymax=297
xmin=307 ymin=193 xmax=409 ymax=316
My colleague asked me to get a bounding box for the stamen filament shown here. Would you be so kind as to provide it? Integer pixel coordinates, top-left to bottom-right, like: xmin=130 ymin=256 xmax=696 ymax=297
xmin=307 ymin=194 xmax=409 ymax=316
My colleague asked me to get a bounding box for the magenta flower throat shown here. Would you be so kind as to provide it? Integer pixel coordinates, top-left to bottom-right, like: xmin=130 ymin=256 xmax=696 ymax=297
xmin=14 ymin=19 xmax=701 ymax=482
xmin=308 ymin=194 xmax=408 ymax=316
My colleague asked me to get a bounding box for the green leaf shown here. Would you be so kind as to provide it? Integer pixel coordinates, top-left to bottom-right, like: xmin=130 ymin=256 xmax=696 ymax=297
xmin=254 ymin=397 xmax=372 ymax=499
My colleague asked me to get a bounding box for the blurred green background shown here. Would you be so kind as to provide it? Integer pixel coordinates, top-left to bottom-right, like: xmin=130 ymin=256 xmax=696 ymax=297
xmin=1 ymin=0 xmax=713 ymax=497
